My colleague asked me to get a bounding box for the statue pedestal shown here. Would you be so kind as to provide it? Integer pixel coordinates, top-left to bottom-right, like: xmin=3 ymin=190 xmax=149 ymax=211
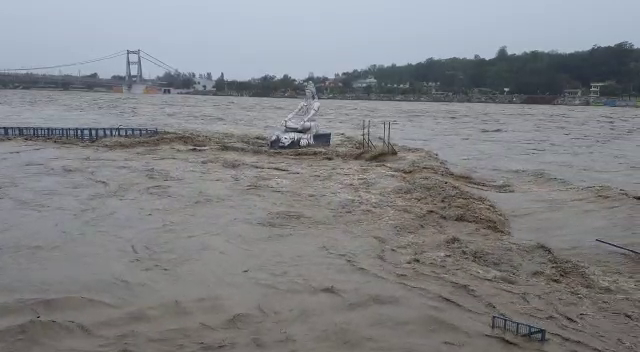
xmin=268 ymin=131 xmax=332 ymax=149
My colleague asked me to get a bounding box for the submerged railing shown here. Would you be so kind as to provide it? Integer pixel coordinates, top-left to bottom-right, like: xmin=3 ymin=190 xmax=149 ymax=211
xmin=491 ymin=315 xmax=547 ymax=342
xmin=361 ymin=120 xmax=397 ymax=153
xmin=0 ymin=127 xmax=159 ymax=141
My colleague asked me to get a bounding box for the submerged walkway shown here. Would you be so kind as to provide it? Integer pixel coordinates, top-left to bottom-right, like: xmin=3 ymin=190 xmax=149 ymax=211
xmin=0 ymin=126 xmax=159 ymax=141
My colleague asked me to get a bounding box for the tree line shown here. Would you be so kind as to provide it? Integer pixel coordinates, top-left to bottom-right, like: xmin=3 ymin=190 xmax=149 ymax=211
xmin=154 ymin=71 xmax=314 ymax=96
xmin=339 ymin=41 xmax=640 ymax=96
xmin=124 ymin=41 xmax=640 ymax=96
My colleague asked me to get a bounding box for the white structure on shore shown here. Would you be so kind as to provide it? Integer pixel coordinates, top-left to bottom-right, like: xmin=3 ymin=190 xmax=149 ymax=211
xmin=353 ymin=77 xmax=377 ymax=88
xmin=590 ymin=82 xmax=606 ymax=97
xmin=193 ymin=78 xmax=216 ymax=91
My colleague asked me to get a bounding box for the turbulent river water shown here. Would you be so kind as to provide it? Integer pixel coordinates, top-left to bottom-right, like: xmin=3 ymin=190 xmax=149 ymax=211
xmin=2 ymin=91 xmax=637 ymax=190
xmin=2 ymin=91 xmax=637 ymax=245
xmin=0 ymin=90 xmax=638 ymax=352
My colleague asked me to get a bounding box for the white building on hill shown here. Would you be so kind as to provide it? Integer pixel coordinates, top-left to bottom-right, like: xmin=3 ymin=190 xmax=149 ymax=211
xmin=353 ymin=77 xmax=377 ymax=88
xmin=193 ymin=78 xmax=216 ymax=91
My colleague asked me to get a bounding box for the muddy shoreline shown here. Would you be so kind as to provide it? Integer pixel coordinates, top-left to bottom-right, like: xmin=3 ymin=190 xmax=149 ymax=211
xmin=0 ymin=133 xmax=637 ymax=351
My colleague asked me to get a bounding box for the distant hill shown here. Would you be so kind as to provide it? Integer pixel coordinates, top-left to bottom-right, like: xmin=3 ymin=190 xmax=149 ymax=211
xmin=338 ymin=42 xmax=640 ymax=96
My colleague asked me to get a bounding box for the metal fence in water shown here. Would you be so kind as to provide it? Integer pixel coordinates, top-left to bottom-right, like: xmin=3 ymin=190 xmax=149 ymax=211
xmin=0 ymin=127 xmax=159 ymax=141
xmin=491 ymin=315 xmax=547 ymax=342
xmin=361 ymin=120 xmax=397 ymax=153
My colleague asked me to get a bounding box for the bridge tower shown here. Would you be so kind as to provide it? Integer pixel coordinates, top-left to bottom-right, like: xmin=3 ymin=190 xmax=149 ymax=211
xmin=125 ymin=50 xmax=143 ymax=86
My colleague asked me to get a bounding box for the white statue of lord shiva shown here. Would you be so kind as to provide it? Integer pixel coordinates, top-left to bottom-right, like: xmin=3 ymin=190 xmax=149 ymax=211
xmin=281 ymin=81 xmax=320 ymax=134
xmin=269 ymin=81 xmax=322 ymax=148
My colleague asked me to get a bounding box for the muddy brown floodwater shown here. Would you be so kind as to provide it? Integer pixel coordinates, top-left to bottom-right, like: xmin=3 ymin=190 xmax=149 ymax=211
xmin=0 ymin=91 xmax=638 ymax=352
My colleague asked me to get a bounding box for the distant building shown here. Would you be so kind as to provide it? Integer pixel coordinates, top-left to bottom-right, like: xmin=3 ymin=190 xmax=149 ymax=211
xmin=471 ymin=87 xmax=497 ymax=96
xmin=590 ymin=82 xmax=607 ymax=97
xmin=564 ymin=89 xmax=582 ymax=97
xmin=323 ymin=79 xmax=342 ymax=94
xmin=193 ymin=78 xmax=216 ymax=91
xmin=159 ymin=87 xmax=192 ymax=95
xmin=423 ymin=82 xmax=440 ymax=94
xmin=353 ymin=77 xmax=377 ymax=88
xmin=323 ymin=78 xmax=341 ymax=88
xmin=114 ymin=84 xmax=192 ymax=95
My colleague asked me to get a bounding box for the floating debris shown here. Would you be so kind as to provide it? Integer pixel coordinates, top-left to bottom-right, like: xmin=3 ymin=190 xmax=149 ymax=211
xmin=596 ymin=239 xmax=640 ymax=255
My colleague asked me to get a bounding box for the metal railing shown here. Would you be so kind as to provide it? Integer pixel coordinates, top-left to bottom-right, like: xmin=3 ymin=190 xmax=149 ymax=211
xmin=491 ymin=315 xmax=547 ymax=342
xmin=0 ymin=127 xmax=159 ymax=141
xmin=361 ymin=120 xmax=397 ymax=153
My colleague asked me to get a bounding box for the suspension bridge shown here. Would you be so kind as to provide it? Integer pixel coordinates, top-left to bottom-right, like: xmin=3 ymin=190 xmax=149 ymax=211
xmin=0 ymin=50 xmax=178 ymax=93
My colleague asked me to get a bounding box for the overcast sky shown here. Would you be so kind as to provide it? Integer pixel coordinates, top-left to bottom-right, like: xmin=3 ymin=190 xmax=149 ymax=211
xmin=1 ymin=0 xmax=639 ymax=79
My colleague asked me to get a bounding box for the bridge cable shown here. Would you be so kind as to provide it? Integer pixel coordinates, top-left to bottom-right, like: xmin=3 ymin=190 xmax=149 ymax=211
xmin=140 ymin=55 xmax=174 ymax=72
xmin=140 ymin=55 xmax=173 ymax=70
xmin=1 ymin=51 xmax=127 ymax=72
xmin=140 ymin=51 xmax=177 ymax=72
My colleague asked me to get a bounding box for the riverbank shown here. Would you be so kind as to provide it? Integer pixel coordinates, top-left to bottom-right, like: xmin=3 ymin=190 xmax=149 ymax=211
xmin=191 ymin=91 xmax=527 ymax=104
xmin=187 ymin=90 xmax=640 ymax=107
xmin=3 ymin=86 xmax=638 ymax=107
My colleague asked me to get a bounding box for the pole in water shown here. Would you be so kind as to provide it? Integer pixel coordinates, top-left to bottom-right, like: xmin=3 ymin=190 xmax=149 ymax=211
xmin=362 ymin=120 xmax=366 ymax=150
xmin=387 ymin=121 xmax=392 ymax=153
xmin=383 ymin=122 xmax=387 ymax=149
xmin=596 ymin=239 xmax=640 ymax=255
xmin=386 ymin=122 xmax=390 ymax=153
xmin=367 ymin=120 xmax=371 ymax=149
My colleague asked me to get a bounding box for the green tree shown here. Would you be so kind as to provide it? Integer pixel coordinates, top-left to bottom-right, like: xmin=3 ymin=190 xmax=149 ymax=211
xmin=600 ymin=83 xmax=623 ymax=97
xmin=157 ymin=71 xmax=195 ymax=89
xmin=341 ymin=77 xmax=353 ymax=90
xmin=161 ymin=41 xmax=640 ymax=97
xmin=496 ymin=46 xmax=509 ymax=60
xmin=278 ymin=74 xmax=296 ymax=91
xmin=237 ymin=81 xmax=252 ymax=92
xmin=215 ymin=72 xmax=226 ymax=92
